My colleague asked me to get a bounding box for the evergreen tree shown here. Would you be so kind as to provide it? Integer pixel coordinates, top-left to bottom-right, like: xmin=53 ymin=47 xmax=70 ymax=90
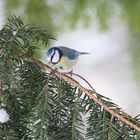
xmin=0 ymin=16 xmax=140 ymax=140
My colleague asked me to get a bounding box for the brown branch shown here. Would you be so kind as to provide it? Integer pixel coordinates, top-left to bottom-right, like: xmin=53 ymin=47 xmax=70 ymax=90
xmin=28 ymin=57 xmax=140 ymax=132
xmin=108 ymin=115 xmax=114 ymax=139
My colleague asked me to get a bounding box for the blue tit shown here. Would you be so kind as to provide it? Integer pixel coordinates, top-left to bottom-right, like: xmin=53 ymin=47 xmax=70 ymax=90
xmin=46 ymin=46 xmax=90 ymax=70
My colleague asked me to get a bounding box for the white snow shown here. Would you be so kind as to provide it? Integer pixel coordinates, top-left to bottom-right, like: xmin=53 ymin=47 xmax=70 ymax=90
xmin=0 ymin=108 xmax=9 ymax=123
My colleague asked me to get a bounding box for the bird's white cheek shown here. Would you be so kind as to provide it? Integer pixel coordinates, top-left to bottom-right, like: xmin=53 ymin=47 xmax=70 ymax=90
xmin=52 ymin=51 xmax=60 ymax=63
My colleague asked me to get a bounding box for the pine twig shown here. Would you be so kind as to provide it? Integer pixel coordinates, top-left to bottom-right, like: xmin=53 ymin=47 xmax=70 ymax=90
xmin=28 ymin=57 xmax=140 ymax=132
xmin=108 ymin=115 xmax=114 ymax=140
xmin=3 ymin=125 xmax=10 ymax=140
xmin=0 ymin=77 xmax=3 ymax=106
xmin=0 ymin=77 xmax=3 ymax=97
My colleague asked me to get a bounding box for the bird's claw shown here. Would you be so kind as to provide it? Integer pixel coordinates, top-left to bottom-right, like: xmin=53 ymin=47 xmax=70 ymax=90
xmin=50 ymin=68 xmax=57 ymax=76
xmin=67 ymin=69 xmax=73 ymax=77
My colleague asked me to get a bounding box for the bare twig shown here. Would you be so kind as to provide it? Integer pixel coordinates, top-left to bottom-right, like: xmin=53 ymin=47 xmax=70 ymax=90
xmin=66 ymin=72 xmax=95 ymax=92
xmin=28 ymin=57 xmax=140 ymax=132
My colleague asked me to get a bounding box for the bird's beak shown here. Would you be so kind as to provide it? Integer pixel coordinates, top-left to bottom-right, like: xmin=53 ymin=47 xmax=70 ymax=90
xmin=48 ymin=61 xmax=51 ymax=65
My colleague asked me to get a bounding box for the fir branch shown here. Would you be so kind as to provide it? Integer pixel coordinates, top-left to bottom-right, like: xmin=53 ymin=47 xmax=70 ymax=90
xmin=1 ymin=16 xmax=140 ymax=139
xmin=71 ymin=91 xmax=84 ymax=140
xmin=3 ymin=125 xmax=10 ymax=140
xmin=0 ymin=77 xmax=3 ymax=98
xmin=28 ymin=57 xmax=140 ymax=133
xmin=108 ymin=115 xmax=114 ymax=139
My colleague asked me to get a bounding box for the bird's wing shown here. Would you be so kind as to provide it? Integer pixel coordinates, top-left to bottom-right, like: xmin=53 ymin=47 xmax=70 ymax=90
xmin=59 ymin=46 xmax=90 ymax=59
xmin=59 ymin=46 xmax=78 ymax=60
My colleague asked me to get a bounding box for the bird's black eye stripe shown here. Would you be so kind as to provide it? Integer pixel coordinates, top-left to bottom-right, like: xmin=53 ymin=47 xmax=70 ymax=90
xmin=50 ymin=50 xmax=55 ymax=62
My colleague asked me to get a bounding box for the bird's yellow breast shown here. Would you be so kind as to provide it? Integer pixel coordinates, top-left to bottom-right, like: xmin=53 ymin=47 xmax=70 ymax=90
xmin=55 ymin=56 xmax=78 ymax=70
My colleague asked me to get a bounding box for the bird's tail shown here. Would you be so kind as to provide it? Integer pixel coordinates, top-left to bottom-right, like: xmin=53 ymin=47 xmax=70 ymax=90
xmin=80 ymin=52 xmax=91 ymax=55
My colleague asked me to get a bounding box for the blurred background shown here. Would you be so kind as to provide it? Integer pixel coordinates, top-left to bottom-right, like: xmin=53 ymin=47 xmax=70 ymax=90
xmin=0 ymin=0 xmax=140 ymax=116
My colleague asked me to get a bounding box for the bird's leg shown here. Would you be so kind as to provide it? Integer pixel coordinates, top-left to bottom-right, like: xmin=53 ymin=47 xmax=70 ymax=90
xmin=67 ymin=69 xmax=73 ymax=77
xmin=50 ymin=68 xmax=57 ymax=76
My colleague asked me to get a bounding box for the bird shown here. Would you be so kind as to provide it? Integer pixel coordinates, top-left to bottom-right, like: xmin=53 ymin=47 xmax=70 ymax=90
xmin=46 ymin=46 xmax=90 ymax=70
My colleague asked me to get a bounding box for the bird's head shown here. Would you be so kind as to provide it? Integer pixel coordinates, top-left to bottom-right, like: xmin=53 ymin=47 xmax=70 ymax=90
xmin=46 ymin=47 xmax=63 ymax=64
